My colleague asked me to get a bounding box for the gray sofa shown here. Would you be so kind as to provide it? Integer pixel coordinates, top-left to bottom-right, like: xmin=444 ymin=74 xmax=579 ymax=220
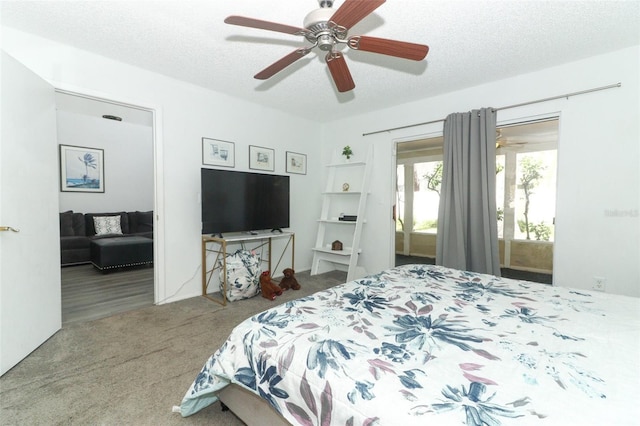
xmin=60 ymin=210 xmax=153 ymax=266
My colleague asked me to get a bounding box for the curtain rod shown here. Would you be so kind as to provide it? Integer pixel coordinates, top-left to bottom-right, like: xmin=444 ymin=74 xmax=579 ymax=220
xmin=362 ymin=82 xmax=622 ymax=137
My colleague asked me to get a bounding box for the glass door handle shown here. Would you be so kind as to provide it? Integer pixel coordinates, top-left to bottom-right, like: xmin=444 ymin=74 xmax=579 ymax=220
xmin=0 ymin=226 xmax=20 ymax=232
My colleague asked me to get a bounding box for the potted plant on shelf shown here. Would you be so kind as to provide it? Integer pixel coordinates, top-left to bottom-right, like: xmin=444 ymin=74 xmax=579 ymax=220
xmin=342 ymin=145 xmax=353 ymax=161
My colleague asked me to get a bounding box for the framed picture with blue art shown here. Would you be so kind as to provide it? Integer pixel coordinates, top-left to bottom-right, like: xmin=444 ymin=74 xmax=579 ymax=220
xmin=59 ymin=144 xmax=105 ymax=193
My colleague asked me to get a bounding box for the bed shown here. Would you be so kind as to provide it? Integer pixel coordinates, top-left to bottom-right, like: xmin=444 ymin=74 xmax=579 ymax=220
xmin=179 ymin=264 xmax=640 ymax=425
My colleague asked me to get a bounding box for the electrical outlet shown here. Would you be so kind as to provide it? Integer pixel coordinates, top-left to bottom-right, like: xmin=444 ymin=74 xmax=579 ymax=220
xmin=592 ymin=276 xmax=606 ymax=292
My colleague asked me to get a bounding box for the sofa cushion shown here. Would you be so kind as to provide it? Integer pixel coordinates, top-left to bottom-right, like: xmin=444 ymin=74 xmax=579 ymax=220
xmin=60 ymin=235 xmax=91 ymax=250
xmin=61 ymin=247 xmax=91 ymax=266
xmin=85 ymin=212 xmax=129 ymax=236
xmin=129 ymin=210 xmax=153 ymax=234
xmin=71 ymin=212 xmax=86 ymax=236
xmin=60 ymin=211 xmax=74 ymax=236
xmin=93 ymin=215 xmax=124 ymax=236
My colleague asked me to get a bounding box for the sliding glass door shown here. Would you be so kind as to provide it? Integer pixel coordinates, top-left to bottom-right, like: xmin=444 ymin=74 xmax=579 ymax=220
xmin=395 ymin=118 xmax=558 ymax=275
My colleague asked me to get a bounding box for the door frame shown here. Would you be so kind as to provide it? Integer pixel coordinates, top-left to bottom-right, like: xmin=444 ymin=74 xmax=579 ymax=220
xmin=391 ymin=131 xmax=442 ymax=267
xmin=54 ymin=85 xmax=166 ymax=304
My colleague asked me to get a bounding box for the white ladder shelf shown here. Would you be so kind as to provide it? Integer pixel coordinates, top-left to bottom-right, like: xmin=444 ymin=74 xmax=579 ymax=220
xmin=311 ymin=146 xmax=373 ymax=282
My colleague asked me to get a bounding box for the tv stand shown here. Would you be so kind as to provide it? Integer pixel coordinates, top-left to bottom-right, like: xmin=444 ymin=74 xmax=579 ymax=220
xmin=271 ymin=228 xmax=283 ymax=233
xmin=201 ymin=231 xmax=295 ymax=305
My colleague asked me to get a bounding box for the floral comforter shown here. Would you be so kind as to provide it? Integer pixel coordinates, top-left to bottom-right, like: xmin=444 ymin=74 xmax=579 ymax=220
xmin=180 ymin=264 xmax=640 ymax=425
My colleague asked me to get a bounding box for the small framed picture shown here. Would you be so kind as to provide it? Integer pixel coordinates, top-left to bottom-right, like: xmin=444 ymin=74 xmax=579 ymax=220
xmin=249 ymin=145 xmax=274 ymax=171
xmin=202 ymin=137 xmax=235 ymax=168
xmin=59 ymin=144 xmax=105 ymax=193
xmin=286 ymin=151 xmax=307 ymax=175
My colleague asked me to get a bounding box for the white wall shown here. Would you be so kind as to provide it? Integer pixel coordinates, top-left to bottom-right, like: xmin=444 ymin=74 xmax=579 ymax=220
xmin=2 ymin=27 xmax=324 ymax=304
xmin=57 ymin=110 xmax=154 ymax=213
xmin=3 ymin=26 xmax=638 ymax=299
xmin=323 ymin=46 xmax=640 ymax=297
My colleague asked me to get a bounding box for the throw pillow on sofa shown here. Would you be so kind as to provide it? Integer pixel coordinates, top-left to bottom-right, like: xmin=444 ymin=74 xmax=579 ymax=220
xmin=93 ymin=216 xmax=123 ymax=236
xmin=85 ymin=212 xmax=129 ymax=236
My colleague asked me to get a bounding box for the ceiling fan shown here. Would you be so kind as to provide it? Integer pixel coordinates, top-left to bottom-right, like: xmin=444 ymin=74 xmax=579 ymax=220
xmin=224 ymin=0 xmax=429 ymax=93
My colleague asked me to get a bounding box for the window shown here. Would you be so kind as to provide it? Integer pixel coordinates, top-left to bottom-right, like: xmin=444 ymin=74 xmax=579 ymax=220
xmin=395 ymin=136 xmax=443 ymax=235
xmin=413 ymin=161 xmax=442 ymax=233
xmin=497 ymin=120 xmax=558 ymax=243
xmin=396 ymin=119 xmax=558 ymax=270
xmin=513 ymin=150 xmax=557 ymax=241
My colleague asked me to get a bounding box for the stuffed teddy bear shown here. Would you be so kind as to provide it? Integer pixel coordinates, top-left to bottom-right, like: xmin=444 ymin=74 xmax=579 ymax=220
xmin=260 ymin=270 xmax=283 ymax=301
xmin=279 ymin=268 xmax=301 ymax=291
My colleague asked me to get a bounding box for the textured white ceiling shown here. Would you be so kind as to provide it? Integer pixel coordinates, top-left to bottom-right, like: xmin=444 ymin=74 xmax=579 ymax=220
xmin=2 ymin=1 xmax=639 ymax=123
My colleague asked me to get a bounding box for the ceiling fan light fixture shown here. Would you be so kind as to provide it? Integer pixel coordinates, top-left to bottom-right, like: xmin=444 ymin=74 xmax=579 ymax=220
xmin=303 ymin=7 xmax=334 ymax=32
xmin=317 ymin=33 xmax=335 ymax=51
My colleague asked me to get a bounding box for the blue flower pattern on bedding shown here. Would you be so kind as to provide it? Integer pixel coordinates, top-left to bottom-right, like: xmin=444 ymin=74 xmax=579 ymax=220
xmin=181 ymin=264 xmax=637 ymax=425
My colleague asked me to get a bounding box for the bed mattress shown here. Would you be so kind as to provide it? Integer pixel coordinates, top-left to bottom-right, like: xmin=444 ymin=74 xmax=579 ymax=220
xmin=180 ymin=264 xmax=640 ymax=425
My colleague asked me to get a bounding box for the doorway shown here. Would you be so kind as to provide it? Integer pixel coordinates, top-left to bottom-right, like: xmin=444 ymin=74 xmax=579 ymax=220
xmin=394 ymin=118 xmax=559 ymax=283
xmin=55 ymin=91 xmax=157 ymax=325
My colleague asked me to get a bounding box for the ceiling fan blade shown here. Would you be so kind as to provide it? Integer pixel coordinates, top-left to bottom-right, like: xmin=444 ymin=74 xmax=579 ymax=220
xmin=330 ymin=0 xmax=386 ymax=30
xmin=254 ymin=48 xmax=311 ymax=80
xmin=326 ymin=51 xmax=355 ymax=93
xmin=349 ymin=36 xmax=429 ymax=60
xmin=225 ymin=15 xmax=308 ymax=36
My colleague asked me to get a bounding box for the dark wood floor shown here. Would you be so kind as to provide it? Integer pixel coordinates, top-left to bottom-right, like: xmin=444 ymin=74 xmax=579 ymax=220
xmin=61 ymin=264 xmax=154 ymax=326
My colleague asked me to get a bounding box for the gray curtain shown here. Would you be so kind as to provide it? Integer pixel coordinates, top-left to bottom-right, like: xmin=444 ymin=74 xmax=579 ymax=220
xmin=436 ymin=108 xmax=501 ymax=276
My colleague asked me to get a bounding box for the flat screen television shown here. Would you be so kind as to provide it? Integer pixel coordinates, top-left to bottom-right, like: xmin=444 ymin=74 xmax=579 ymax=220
xmin=201 ymin=168 xmax=290 ymax=236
